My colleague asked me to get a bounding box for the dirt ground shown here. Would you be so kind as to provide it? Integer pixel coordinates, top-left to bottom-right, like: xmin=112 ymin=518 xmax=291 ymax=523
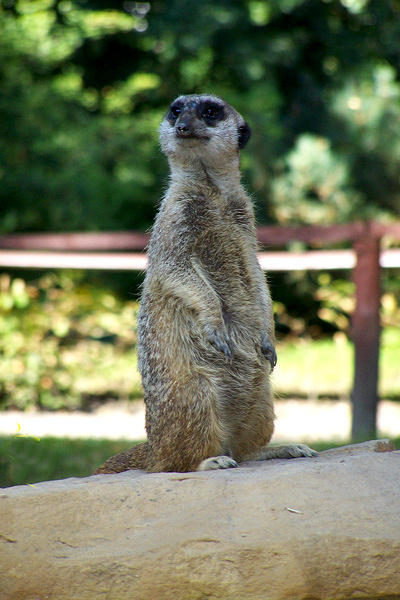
xmin=1 ymin=399 xmax=399 ymax=444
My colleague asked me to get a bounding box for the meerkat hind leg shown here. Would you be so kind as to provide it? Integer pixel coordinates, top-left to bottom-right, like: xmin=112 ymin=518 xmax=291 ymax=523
xmin=254 ymin=444 xmax=318 ymax=461
xmin=198 ymin=455 xmax=239 ymax=471
xmin=94 ymin=441 xmax=149 ymax=474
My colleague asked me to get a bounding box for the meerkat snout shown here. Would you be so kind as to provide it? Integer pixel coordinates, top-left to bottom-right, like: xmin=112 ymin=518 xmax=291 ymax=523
xmin=175 ymin=115 xmax=193 ymax=138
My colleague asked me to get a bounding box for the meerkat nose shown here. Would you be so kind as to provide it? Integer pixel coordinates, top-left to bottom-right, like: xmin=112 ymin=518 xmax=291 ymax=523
xmin=175 ymin=116 xmax=193 ymax=137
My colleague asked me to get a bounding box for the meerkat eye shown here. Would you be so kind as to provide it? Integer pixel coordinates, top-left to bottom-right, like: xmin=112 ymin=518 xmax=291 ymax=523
xmin=170 ymin=105 xmax=181 ymax=119
xmin=203 ymin=105 xmax=220 ymax=119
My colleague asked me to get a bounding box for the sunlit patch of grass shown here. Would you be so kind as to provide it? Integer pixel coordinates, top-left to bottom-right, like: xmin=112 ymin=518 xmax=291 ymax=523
xmin=275 ymin=327 xmax=400 ymax=399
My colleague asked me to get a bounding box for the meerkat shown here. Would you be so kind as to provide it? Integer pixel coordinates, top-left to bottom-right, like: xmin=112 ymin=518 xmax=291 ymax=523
xmin=95 ymin=94 xmax=317 ymax=474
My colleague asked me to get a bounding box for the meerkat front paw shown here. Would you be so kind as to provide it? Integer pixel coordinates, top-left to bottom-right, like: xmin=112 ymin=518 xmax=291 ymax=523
xmin=261 ymin=335 xmax=277 ymax=371
xmin=198 ymin=455 xmax=239 ymax=471
xmin=205 ymin=326 xmax=234 ymax=361
xmin=257 ymin=444 xmax=318 ymax=460
xmin=280 ymin=444 xmax=318 ymax=458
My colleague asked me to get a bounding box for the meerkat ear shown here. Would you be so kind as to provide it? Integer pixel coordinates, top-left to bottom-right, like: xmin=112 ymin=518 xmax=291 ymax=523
xmin=238 ymin=123 xmax=251 ymax=150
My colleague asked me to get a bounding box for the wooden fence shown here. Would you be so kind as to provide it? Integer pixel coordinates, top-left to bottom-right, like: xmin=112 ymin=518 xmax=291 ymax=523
xmin=1 ymin=221 xmax=400 ymax=440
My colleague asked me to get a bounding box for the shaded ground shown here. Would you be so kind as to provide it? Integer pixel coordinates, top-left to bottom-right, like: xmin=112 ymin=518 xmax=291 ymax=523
xmin=1 ymin=399 xmax=399 ymax=443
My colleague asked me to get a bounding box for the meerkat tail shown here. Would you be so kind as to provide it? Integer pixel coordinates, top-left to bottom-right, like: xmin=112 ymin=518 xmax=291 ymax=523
xmin=94 ymin=442 xmax=149 ymax=474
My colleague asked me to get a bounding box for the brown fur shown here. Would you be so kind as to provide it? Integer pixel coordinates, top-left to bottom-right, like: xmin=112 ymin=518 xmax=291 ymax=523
xmin=94 ymin=95 xmax=316 ymax=475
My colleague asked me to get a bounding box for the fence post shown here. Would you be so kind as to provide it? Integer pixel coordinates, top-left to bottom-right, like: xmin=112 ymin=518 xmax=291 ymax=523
xmin=351 ymin=235 xmax=381 ymax=440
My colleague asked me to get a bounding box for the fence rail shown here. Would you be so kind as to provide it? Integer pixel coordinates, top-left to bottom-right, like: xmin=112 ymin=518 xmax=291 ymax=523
xmin=1 ymin=221 xmax=400 ymax=440
xmin=1 ymin=248 xmax=399 ymax=272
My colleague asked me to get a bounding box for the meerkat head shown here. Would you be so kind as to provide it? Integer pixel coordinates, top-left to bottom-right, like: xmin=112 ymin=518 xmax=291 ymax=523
xmin=159 ymin=94 xmax=251 ymax=165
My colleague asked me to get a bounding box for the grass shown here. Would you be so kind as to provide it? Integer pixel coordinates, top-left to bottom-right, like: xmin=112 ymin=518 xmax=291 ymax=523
xmin=1 ymin=434 xmax=399 ymax=489
xmin=274 ymin=327 xmax=400 ymax=399
xmin=0 ymin=435 xmax=140 ymax=488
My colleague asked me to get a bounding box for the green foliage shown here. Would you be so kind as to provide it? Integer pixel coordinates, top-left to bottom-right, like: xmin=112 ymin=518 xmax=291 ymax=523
xmin=271 ymin=264 xmax=400 ymax=345
xmin=0 ymin=0 xmax=163 ymax=232
xmin=3 ymin=0 xmax=400 ymax=407
xmin=0 ymin=272 xmax=142 ymax=410
xmin=271 ymin=134 xmax=362 ymax=224
xmin=0 ymin=271 xmax=399 ymax=411
xmin=1 ymin=0 xmax=400 ymax=232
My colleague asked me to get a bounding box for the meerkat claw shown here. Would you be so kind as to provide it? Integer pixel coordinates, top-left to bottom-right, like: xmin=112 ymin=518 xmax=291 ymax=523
xmin=198 ymin=455 xmax=239 ymax=471
xmin=291 ymin=444 xmax=318 ymax=458
xmin=208 ymin=330 xmax=234 ymax=361
xmin=261 ymin=337 xmax=277 ymax=370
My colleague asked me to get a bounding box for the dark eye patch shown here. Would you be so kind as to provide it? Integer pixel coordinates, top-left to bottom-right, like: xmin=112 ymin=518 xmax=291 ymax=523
xmin=200 ymin=102 xmax=224 ymax=124
xmin=203 ymin=105 xmax=219 ymax=118
xmin=168 ymin=103 xmax=183 ymax=123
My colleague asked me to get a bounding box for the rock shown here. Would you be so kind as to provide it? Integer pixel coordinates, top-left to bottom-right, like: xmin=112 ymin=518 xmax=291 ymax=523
xmin=1 ymin=439 xmax=399 ymax=600
xmin=318 ymin=438 xmax=396 ymax=455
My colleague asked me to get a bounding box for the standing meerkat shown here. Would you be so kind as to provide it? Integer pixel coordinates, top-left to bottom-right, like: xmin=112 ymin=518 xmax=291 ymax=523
xmin=95 ymin=94 xmax=317 ymax=474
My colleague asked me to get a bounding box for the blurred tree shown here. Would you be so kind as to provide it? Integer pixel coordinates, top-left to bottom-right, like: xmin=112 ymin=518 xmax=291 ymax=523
xmin=271 ymin=133 xmax=363 ymax=224
xmin=1 ymin=0 xmax=400 ymax=233
xmin=0 ymin=0 xmax=164 ymax=231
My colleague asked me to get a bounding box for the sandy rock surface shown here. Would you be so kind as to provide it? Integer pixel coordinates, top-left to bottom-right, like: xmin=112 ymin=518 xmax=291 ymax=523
xmin=1 ymin=440 xmax=399 ymax=600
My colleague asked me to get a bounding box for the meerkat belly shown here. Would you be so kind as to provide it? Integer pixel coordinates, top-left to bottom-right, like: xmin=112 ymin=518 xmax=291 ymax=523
xmin=139 ymin=217 xmax=267 ymax=415
xmin=195 ymin=228 xmax=263 ymax=335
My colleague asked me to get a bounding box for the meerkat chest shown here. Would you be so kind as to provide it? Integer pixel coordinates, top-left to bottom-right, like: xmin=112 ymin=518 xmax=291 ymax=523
xmin=151 ymin=188 xmax=258 ymax=284
xmin=188 ymin=192 xmax=258 ymax=290
xmin=183 ymin=188 xmax=254 ymax=239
